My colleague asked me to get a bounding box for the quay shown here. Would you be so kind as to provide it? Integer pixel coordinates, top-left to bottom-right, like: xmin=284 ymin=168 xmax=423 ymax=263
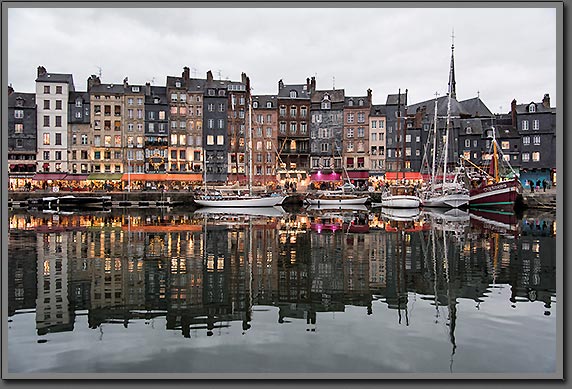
xmin=7 ymin=187 xmax=556 ymax=210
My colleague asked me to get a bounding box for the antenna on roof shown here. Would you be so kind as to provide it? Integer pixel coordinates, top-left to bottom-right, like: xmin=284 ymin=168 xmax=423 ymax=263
xmin=332 ymin=76 xmax=335 ymax=90
xmin=477 ymin=90 xmax=480 ymax=99
xmin=96 ymin=66 xmax=102 ymax=78
xmin=191 ymin=67 xmax=197 ymax=78
xmin=217 ymin=69 xmax=222 ymax=80
xmin=150 ymin=77 xmax=155 ymax=85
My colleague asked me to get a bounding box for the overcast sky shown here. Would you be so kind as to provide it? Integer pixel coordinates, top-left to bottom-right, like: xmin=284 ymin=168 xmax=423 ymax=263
xmin=7 ymin=6 xmax=557 ymax=114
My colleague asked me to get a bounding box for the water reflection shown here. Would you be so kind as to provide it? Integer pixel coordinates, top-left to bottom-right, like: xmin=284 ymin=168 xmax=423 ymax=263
xmin=7 ymin=207 xmax=556 ymax=373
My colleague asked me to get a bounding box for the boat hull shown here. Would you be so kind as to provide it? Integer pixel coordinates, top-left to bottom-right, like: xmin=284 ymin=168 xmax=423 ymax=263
xmin=194 ymin=206 xmax=286 ymax=217
xmin=305 ymin=196 xmax=369 ymax=205
xmin=380 ymin=195 xmax=421 ymax=209
xmin=380 ymin=207 xmax=421 ymax=221
xmin=469 ymin=180 xmax=521 ymax=209
xmin=194 ymin=195 xmax=286 ymax=208
xmin=423 ymin=193 xmax=469 ymax=208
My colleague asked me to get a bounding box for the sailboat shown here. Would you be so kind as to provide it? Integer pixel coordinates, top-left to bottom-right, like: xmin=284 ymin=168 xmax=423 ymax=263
xmin=423 ymin=37 xmax=469 ymax=209
xmin=380 ymin=88 xmax=422 ymax=209
xmin=194 ymin=86 xmax=287 ymax=208
xmin=465 ymin=127 xmax=523 ymax=209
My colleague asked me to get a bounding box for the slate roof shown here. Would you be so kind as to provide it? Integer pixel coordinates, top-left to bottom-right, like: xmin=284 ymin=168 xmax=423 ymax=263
xmin=458 ymin=97 xmax=493 ymax=117
xmin=344 ymin=96 xmax=369 ymax=108
xmin=188 ymin=78 xmax=207 ymax=92
xmin=253 ymin=95 xmax=278 ymax=109
xmin=278 ymin=84 xmax=311 ymax=99
xmin=310 ymin=89 xmax=345 ymax=103
xmin=8 ymin=92 xmax=35 ymax=108
xmin=89 ymin=83 xmax=125 ymax=94
xmin=515 ymin=102 xmax=555 ymax=114
xmin=459 ymin=118 xmax=485 ymax=135
xmin=407 ymin=95 xmax=470 ymax=117
xmin=370 ymin=104 xmax=387 ymax=117
xmin=386 ymin=93 xmax=407 ymax=106
xmin=36 ymin=73 xmax=75 ymax=89
xmin=69 ymin=91 xmax=89 ymax=102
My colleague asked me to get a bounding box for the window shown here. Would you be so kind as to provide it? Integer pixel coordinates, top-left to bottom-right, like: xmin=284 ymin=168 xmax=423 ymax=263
xmin=290 ymin=106 xmax=297 ymax=117
xmin=501 ymin=141 xmax=510 ymax=150
xmin=75 ymin=111 xmax=82 ymax=119
xmin=357 ymin=128 xmax=365 ymax=138
xmin=529 ymin=103 xmax=535 ymax=112
xmin=347 ymin=142 xmax=354 ymax=152
xmin=218 ymin=119 xmax=224 ymax=129
xmin=128 ymin=98 xmax=134 ymax=106
xmin=266 ymin=127 xmax=273 ymax=137
xmin=14 ymin=110 xmax=24 ymax=119
xmin=522 ymin=120 xmax=529 ymax=131
xmin=405 ymin=148 xmax=411 ymax=156
xmin=473 ymin=140 xmax=478 ymax=147
xmin=321 ymin=143 xmax=329 ymax=152
xmin=43 ymin=133 xmax=50 ymax=145
xmin=94 ymin=135 xmax=101 ymax=146
xmin=321 ymin=99 xmax=331 ymax=110
xmin=14 ymin=124 xmax=23 ymax=133
xmin=216 ymin=135 xmax=224 ymax=145
xmin=347 ymin=113 xmax=354 ymax=123
xmin=357 ymin=112 xmax=365 ymax=123
xmin=266 ymin=141 xmax=273 ymax=150
xmin=104 ymin=136 xmax=111 ymax=147
xmin=522 ymin=153 xmax=530 ymax=162
xmin=55 ymin=151 xmax=62 ymax=160
xmin=347 ymin=157 xmax=354 ymax=168
xmin=280 ymin=122 xmax=286 ymax=134
xmin=56 ymin=86 xmax=62 ymax=94
xmin=44 ymin=85 xmax=50 ymax=94
xmin=114 ymin=135 xmax=121 ymax=147
xmin=208 ymin=103 xmax=214 ymax=112
xmin=55 ymin=116 xmax=62 ymax=127
xmin=290 ymin=90 xmax=297 ymax=98
xmin=405 ymin=134 xmax=411 ymax=143
xmin=208 ymin=119 xmax=214 ymax=129
xmin=533 ymin=119 xmax=539 ymax=130
xmin=55 ymin=133 xmax=62 ymax=145
xmin=290 ymin=123 xmax=297 ymax=134
xmin=114 ymin=150 xmax=121 ymax=159
xmin=43 ymin=100 xmax=50 ymax=110
xmin=357 ymin=157 xmax=365 ymax=168
xmin=532 ymin=152 xmax=539 ymax=161
xmin=522 ymin=136 xmax=530 ymax=145
xmin=207 ymin=135 xmax=214 ymax=145
xmin=218 ymin=103 xmax=224 ymax=112
xmin=371 ymin=133 xmax=377 ymax=142
xmin=266 ymin=101 xmax=272 ymax=108
xmin=159 ymin=111 xmax=166 ymax=120
xmin=533 ymin=135 xmax=541 ymax=145
xmin=465 ymin=139 xmax=471 ymax=148
xmin=149 ymin=123 xmax=155 ymax=132
xmin=148 ymin=111 xmax=155 ymax=120
xmin=137 ymin=109 xmax=143 ymax=119
xmin=55 ymin=100 xmax=62 ymax=110
xmin=300 ymin=123 xmax=307 ymax=134
xmin=171 ymin=93 xmax=178 ymax=102
xmin=43 ymin=116 xmax=50 ymax=127
xmin=179 ymin=134 xmax=185 ymax=145
xmin=44 ymin=151 xmax=50 ymax=160
xmin=347 ymin=128 xmax=354 ymax=138
xmin=371 ymin=121 xmax=377 ymax=129
xmin=252 ymin=101 xmax=258 ymax=109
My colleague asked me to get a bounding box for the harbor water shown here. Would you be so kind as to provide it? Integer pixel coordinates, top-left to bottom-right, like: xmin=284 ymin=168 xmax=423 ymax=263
xmin=6 ymin=206 xmax=557 ymax=375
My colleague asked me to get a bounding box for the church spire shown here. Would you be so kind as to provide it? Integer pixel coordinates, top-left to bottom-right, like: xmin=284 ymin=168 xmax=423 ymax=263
xmin=448 ymin=29 xmax=457 ymax=100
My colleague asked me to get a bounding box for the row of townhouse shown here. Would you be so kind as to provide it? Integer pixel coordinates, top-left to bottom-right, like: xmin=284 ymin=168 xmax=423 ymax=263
xmin=7 ymin=66 xmax=556 ymax=189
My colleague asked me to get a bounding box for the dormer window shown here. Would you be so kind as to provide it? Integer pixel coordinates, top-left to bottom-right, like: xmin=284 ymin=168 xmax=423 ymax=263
xmin=466 ymin=127 xmax=472 ymax=134
xmin=290 ymin=90 xmax=297 ymax=98
xmin=321 ymin=95 xmax=331 ymax=110
xmin=75 ymin=98 xmax=82 ymax=107
xmin=175 ymin=81 xmax=181 ymax=88
xmin=154 ymin=98 xmax=160 ymax=104
xmin=358 ymin=99 xmax=364 ymax=106
xmin=252 ymin=101 xmax=258 ymax=108
xmin=348 ymin=100 xmax=354 ymax=107
xmin=132 ymin=86 xmax=140 ymax=93
xmin=266 ymin=101 xmax=272 ymax=108
xmin=529 ymin=103 xmax=536 ymax=112
xmin=16 ymin=98 xmax=24 ymax=107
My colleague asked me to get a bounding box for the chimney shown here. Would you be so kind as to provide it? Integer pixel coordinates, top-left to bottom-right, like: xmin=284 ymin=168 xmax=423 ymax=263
xmin=8 ymin=84 xmax=14 ymax=96
xmin=511 ymin=99 xmax=517 ymax=127
xmin=123 ymin=77 xmax=129 ymax=88
xmin=37 ymin=66 xmax=47 ymax=78
xmin=183 ymin=67 xmax=190 ymax=81
xmin=310 ymin=77 xmax=316 ymax=93
xmin=241 ymin=72 xmax=247 ymax=85
xmin=542 ymin=93 xmax=550 ymax=108
xmin=87 ymin=75 xmax=100 ymax=91
xmin=367 ymin=88 xmax=372 ymax=105
xmin=278 ymin=79 xmax=284 ymax=91
xmin=145 ymin=82 xmax=151 ymax=96
xmin=306 ymin=78 xmax=310 ymax=91
xmin=206 ymin=70 xmax=213 ymax=82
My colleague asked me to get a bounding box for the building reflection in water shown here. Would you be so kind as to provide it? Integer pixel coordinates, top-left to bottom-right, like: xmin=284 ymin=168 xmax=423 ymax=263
xmin=7 ymin=208 xmax=556 ymax=341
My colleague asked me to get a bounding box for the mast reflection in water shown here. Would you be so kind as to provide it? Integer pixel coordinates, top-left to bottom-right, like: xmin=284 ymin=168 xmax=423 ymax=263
xmin=7 ymin=207 xmax=556 ymax=374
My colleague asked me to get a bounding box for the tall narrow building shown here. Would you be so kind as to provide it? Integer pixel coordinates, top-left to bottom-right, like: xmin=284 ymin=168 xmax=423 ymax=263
xmin=35 ymin=66 xmax=74 ymax=173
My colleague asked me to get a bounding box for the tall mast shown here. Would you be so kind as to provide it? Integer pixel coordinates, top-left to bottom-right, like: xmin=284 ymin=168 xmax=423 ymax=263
xmin=403 ymin=89 xmax=408 ymax=180
xmin=397 ymin=89 xmax=402 ymax=180
xmin=443 ymin=32 xmax=455 ymax=194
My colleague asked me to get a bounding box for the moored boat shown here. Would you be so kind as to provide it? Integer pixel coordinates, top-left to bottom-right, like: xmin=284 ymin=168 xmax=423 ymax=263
xmin=379 ymin=185 xmax=421 ymax=209
xmin=305 ymin=191 xmax=369 ymax=206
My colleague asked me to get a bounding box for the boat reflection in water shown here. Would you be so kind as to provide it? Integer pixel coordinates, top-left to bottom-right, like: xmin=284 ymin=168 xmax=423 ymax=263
xmin=7 ymin=206 xmax=556 ymax=374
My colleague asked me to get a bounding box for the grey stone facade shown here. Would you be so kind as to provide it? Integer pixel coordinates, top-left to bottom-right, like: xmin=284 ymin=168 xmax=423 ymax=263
xmin=8 ymin=88 xmax=37 ymax=175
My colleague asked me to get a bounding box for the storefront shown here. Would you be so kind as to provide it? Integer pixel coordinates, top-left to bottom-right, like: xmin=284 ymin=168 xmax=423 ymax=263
xmin=87 ymin=173 xmax=124 ymax=191
xmin=384 ymin=172 xmax=424 ymax=186
xmin=347 ymin=171 xmax=369 ymax=189
xmin=276 ymin=170 xmax=309 ymax=191
xmin=309 ymin=171 xmax=342 ymax=191
xmin=121 ymin=173 xmax=203 ymax=191
xmin=31 ymin=173 xmax=68 ymax=192
xmin=519 ymin=168 xmax=553 ymax=190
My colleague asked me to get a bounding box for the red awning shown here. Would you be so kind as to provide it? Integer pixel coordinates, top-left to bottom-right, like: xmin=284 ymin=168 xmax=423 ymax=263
xmin=121 ymin=173 xmax=203 ymax=182
xmin=32 ymin=173 xmax=67 ymax=181
xmin=384 ymin=172 xmax=423 ymax=181
xmin=64 ymin=174 xmax=89 ymax=181
xmin=347 ymin=171 xmax=369 ymax=179
xmin=310 ymin=172 xmax=342 ymax=182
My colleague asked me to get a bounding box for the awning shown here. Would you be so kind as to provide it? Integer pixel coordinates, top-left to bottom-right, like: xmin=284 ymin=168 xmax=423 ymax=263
xmin=88 ymin=173 xmax=123 ymax=181
xmin=32 ymin=173 xmax=67 ymax=181
xmin=120 ymin=173 xmax=203 ymax=182
xmin=347 ymin=171 xmax=369 ymax=179
xmin=384 ymin=172 xmax=423 ymax=181
xmin=64 ymin=174 xmax=89 ymax=181
xmin=310 ymin=172 xmax=342 ymax=182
